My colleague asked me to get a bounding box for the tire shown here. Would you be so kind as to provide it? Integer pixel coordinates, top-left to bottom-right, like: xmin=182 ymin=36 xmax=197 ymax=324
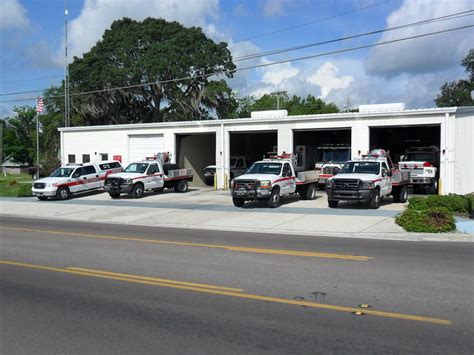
xmin=37 ymin=196 xmax=48 ymax=201
xmin=109 ymin=193 xmax=121 ymax=199
xmin=395 ymin=185 xmax=408 ymax=203
xmin=369 ymin=189 xmax=380 ymax=209
xmin=56 ymin=187 xmax=70 ymax=200
xmin=328 ymin=200 xmax=338 ymax=208
xmin=427 ymin=180 xmax=437 ymax=195
xmin=131 ymin=183 xmax=145 ymax=198
xmin=174 ymin=180 xmax=189 ymax=193
xmin=232 ymin=198 xmax=245 ymax=207
xmin=304 ymin=184 xmax=317 ymax=200
xmin=267 ymin=188 xmax=281 ymax=208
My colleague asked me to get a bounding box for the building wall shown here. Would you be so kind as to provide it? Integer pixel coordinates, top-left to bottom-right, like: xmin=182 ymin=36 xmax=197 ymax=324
xmin=60 ymin=108 xmax=473 ymax=194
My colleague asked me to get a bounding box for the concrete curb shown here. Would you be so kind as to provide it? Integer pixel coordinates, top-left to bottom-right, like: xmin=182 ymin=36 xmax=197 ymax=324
xmin=1 ymin=213 xmax=472 ymax=243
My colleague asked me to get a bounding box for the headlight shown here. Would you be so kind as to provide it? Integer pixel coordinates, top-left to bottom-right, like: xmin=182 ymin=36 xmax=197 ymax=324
xmin=359 ymin=180 xmax=374 ymax=189
xmin=124 ymin=179 xmax=133 ymax=184
xmin=258 ymin=180 xmax=272 ymax=189
xmin=326 ymin=179 xmax=334 ymax=188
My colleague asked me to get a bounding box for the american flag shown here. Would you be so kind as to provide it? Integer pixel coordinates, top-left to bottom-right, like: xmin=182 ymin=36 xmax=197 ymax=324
xmin=36 ymin=96 xmax=44 ymax=113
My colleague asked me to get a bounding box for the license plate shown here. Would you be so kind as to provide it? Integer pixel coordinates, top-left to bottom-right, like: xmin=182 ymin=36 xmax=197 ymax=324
xmin=236 ymin=190 xmax=246 ymax=195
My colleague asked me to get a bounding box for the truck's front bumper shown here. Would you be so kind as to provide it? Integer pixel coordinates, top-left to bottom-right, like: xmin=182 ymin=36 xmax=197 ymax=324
xmin=104 ymin=184 xmax=133 ymax=194
xmin=231 ymin=189 xmax=272 ymax=200
xmin=32 ymin=188 xmax=57 ymax=197
xmin=326 ymin=188 xmax=374 ymax=202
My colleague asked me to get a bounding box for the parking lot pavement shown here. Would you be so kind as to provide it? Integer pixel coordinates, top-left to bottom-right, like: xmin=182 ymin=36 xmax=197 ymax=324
xmin=1 ymin=188 xmax=472 ymax=241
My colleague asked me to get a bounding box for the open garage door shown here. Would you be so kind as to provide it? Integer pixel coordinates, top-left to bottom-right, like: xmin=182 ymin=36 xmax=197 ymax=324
xmin=176 ymin=133 xmax=216 ymax=186
xmin=293 ymin=129 xmax=351 ymax=170
xmin=128 ymin=134 xmax=165 ymax=162
xmin=369 ymin=125 xmax=440 ymax=163
xmin=230 ymin=131 xmax=277 ymax=173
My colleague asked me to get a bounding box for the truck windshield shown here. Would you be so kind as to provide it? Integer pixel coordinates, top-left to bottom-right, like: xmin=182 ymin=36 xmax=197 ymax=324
xmin=403 ymin=153 xmax=434 ymax=162
xmin=246 ymin=163 xmax=282 ymax=175
xmin=321 ymin=149 xmax=350 ymax=163
xmin=50 ymin=167 xmax=75 ymax=177
xmin=339 ymin=162 xmax=380 ymax=174
xmin=124 ymin=163 xmax=148 ymax=173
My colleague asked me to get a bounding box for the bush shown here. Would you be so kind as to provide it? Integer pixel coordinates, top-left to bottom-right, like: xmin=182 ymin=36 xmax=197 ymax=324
xmin=17 ymin=183 xmax=32 ymax=197
xmin=8 ymin=179 xmax=18 ymax=186
xmin=465 ymin=192 xmax=474 ymax=216
xmin=396 ymin=207 xmax=456 ymax=233
xmin=407 ymin=194 xmax=469 ymax=214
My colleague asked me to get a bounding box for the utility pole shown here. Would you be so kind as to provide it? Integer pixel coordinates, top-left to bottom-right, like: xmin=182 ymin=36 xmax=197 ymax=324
xmin=64 ymin=0 xmax=70 ymax=127
xmin=270 ymin=91 xmax=287 ymax=110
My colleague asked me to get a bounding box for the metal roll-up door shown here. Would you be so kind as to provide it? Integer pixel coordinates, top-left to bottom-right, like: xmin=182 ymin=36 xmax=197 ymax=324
xmin=128 ymin=134 xmax=165 ymax=162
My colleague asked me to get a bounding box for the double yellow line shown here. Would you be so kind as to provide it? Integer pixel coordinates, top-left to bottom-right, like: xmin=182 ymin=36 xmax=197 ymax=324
xmin=0 ymin=260 xmax=451 ymax=326
xmin=0 ymin=226 xmax=371 ymax=261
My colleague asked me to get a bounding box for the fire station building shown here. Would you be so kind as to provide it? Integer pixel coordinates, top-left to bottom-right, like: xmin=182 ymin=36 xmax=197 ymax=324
xmin=59 ymin=104 xmax=474 ymax=195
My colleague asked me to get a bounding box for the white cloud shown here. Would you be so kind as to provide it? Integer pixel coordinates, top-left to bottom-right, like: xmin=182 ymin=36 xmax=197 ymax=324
xmin=262 ymin=0 xmax=291 ymax=17
xmin=0 ymin=0 xmax=28 ymax=30
xmin=365 ymin=0 xmax=474 ymax=77
xmin=260 ymin=59 xmax=300 ymax=86
xmin=61 ymin=0 xmax=219 ymax=62
xmin=307 ymin=62 xmax=354 ymax=97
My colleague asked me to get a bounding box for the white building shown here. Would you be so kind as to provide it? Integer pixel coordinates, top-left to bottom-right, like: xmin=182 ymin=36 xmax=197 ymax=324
xmin=59 ymin=106 xmax=474 ymax=195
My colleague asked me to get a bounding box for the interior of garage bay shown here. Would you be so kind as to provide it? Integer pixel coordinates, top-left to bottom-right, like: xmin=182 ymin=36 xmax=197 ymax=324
xmin=229 ymin=131 xmax=277 ymax=168
xmin=176 ymin=133 xmax=216 ymax=186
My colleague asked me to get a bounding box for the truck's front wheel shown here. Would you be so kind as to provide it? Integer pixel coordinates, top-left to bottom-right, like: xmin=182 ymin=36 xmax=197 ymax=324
xmin=369 ymin=189 xmax=380 ymax=209
xmin=232 ymin=198 xmax=245 ymax=207
xmin=267 ymin=188 xmax=281 ymax=208
xmin=131 ymin=183 xmax=144 ymax=198
xmin=328 ymin=200 xmax=338 ymax=208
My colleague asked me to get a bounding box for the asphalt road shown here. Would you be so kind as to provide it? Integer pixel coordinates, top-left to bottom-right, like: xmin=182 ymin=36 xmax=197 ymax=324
xmin=1 ymin=216 xmax=473 ymax=354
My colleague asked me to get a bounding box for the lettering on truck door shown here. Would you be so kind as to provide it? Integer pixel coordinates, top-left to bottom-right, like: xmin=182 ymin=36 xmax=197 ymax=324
xmin=281 ymin=163 xmax=294 ymax=195
xmin=381 ymin=162 xmax=391 ymax=195
xmin=69 ymin=167 xmax=84 ymax=193
xmin=146 ymin=163 xmax=162 ymax=189
xmin=84 ymin=165 xmax=101 ymax=190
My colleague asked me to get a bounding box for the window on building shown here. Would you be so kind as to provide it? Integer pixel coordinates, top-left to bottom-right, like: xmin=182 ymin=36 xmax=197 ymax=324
xmin=100 ymin=153 xmax=108 ymax=161
xmin=82 ymin=154 xmax=90 ymax=163
xmin=68 ymin=155 xmax=76 ymax=164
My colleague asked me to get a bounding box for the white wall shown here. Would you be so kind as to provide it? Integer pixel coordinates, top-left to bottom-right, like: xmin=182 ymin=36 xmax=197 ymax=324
xmin=452 ymin=113 xmax=474 ymax=194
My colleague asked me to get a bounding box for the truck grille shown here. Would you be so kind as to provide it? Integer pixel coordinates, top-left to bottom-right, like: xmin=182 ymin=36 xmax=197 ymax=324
xmin=236 ymin=180 xmax=256 ymax=190
xmin=105 ymin=177 xmax=121 ymax=186
xmin=33 ymin=182 xmax=45 ymax=189
xmin=333 ymin=179 xmax=359 ymax=190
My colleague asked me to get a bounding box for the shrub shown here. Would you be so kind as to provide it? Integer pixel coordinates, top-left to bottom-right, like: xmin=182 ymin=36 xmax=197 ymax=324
xmin=396 ymin=207 xmax=456 ymax=233
xmin=8 ymin=179 xmax=18 ymax=186
xmin=407 ymin=194 xmax=469 ymax=214
xmin=17 ymin=183 xmax=32 ymax=197
xmin=465 ymin=193 xmax=474 ymax=215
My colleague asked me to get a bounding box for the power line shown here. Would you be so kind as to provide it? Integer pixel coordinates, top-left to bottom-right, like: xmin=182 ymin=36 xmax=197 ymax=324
xmin=0 ymin=24 xmax=472 ymax=104
xmin=0 ymin=75 xmax=63 ymax=84
xmin=1 ymin=11 xmax=471 ymax=98
xmin=237 ymin=0 xmax=391 ymax=42
xmin=234 ymin=10 xmax=474 ymax=62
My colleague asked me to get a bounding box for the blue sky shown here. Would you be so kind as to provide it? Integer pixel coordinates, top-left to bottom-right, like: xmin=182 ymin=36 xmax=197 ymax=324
xmin=1 ymin=0 xmax=473 ymax=118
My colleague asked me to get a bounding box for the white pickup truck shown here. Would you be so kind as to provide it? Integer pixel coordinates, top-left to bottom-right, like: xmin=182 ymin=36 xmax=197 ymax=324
xmin=230 ymin=153 xmax=320 ymax=208
xmin=325 ymin=149 xmax=410 ymax=209
xmin=399 ymin=146 xmax=439 ymax=194
xmin=32 ymin=161 xmax=123 ymax=200
xmin=204 ymin=156 xmax=247 ymax=186
xmin=314 ymin=145 xmax=351 ymax=187
xmin=104 ymin=154 xmax=193 ymax=198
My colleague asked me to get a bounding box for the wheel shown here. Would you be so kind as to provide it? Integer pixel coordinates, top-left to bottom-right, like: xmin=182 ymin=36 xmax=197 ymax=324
xmin=328 ymin=200 xmax=338 ymax=208
xmin=267 ymin=188 xmax=281 ymax=208
xmin=56 ymin=187 xmax=70 ymax=200
xmin=369 ymin=189 xmax=380 ymax=209
xmin=393 ymin=185 xmax=408 ymax=203
xmin=304 ymin=184 xmax=317 ymax=200
xmin=131 ymin=183 xmax=144 ymax=198
xmin=232 ymin=198 xmax=245 ymax=207
xmin=427 ymin=181 xmax=437 ymax=195
xmin=174 ymin=180 xmax=189 ymax=193
xmin=109 ymin=193 xmax=121 ymax=199
xmin=37 ymin=196 xmax=48 ymax=201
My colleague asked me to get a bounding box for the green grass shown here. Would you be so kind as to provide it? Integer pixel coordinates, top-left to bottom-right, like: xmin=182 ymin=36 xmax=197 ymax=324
xmin=0 ymin=173 xmax=33 ymax=197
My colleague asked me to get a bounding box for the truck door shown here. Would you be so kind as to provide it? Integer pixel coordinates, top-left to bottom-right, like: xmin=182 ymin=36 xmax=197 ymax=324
xmin=281 ymin=163 xmax=296 ymax=195
xmin=70 ymin=167 xmax=85 ymax=193
xmin=83 ymin=165 xmax=101 ymax=190
xmin=381 ymin=162 xmax=391 ymax=195
xmin=146 ymin=163 xmax=163 ymax=189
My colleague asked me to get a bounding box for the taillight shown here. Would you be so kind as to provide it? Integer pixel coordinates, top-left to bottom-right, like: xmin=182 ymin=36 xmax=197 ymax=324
xmin=423 ymin=162 xmax=433 ymax=167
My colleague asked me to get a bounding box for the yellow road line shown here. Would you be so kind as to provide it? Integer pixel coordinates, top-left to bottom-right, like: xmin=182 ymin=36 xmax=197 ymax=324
xmin=66 ymin=267 xmax=243 ymax=292
xmin=0 ymin=260 xmax=451 ymax=326
xmin=0 ymin=226 xmax=371 ymax=261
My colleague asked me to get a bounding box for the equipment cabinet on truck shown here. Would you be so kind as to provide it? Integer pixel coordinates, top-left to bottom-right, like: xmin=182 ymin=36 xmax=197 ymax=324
xmin=104 ymin=153 xmax=193 ymax=198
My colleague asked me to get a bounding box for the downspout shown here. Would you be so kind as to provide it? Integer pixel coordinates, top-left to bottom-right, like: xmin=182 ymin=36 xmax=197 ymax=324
xmin=221 ymin=123 xmax=226 ymax=189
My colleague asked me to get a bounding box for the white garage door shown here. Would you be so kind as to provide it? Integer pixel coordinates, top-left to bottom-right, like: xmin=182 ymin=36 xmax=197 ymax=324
xmin=128 ymin=134 xmax=165 ymax=162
